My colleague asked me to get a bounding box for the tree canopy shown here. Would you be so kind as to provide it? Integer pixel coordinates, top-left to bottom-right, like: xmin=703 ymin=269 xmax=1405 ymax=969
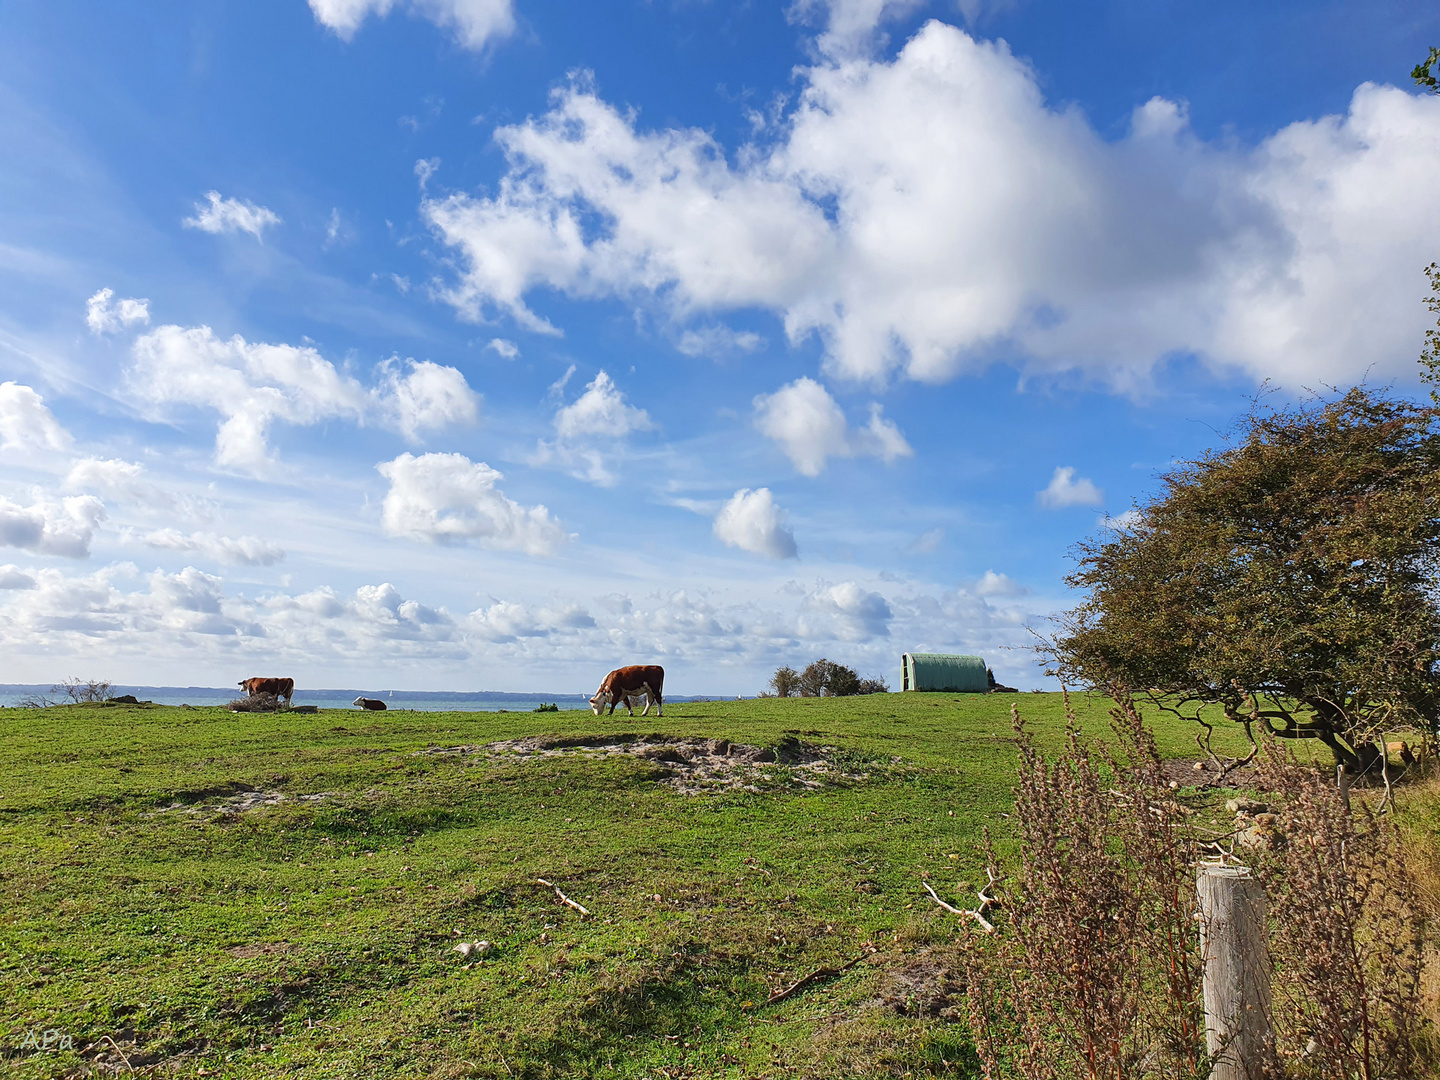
xmin=1048 ymin=388 xmax=1440 ymax=769
xmin=1413 ymin=45 xmax=1440 ymax=93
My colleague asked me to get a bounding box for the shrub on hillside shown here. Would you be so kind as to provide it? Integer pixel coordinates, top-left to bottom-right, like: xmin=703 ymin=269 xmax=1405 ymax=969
xmin=769 ymin=665 xmax=801 ymax=697
xmin=228 ymin=692 xmax=281 ymax=713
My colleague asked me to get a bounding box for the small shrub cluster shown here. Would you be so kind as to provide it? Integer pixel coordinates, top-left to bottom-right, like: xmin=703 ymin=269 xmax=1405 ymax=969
xmin=767 ymin=660 xmax=888 ymax=698
xmin=227 ymin=692 xmax=282 ymax=713
xmin=16 ymin=677 xmax=115 ymax=708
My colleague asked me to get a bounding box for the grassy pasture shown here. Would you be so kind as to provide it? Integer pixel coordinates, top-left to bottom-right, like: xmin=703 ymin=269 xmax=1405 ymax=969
xmin=1 ymin=693 xmax=1258 ymax=1078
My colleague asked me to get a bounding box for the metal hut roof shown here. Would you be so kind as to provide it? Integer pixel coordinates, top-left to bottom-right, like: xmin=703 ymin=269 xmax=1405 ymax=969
xmin=901 ymin=653 xmax=989 ymax=693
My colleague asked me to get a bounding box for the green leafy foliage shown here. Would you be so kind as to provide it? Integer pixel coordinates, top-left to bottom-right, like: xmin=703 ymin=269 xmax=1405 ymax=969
xmin=1421 ymin=263 xmax=1440 ymax=404
xmin=1048 ymin=388 xmax=1440 ymax=768
xmin=1413 ymin=46 xmax=1440 ymax=93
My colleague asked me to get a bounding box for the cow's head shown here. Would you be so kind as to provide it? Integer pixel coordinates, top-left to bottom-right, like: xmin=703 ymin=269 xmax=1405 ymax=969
xmin=589 ymin=689 xmax=613 ymax=716
xmin=353 ymin=697 xmax=366 ymax=707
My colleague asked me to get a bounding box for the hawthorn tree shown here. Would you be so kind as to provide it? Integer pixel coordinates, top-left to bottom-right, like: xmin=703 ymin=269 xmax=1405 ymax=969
xmin=1047 ymin=388 xmax=1440 ymax=771
xmin=768 ymin=665 xmax=801 ymax=698
xmin=795 ymin=659 xmax=862 ymax=697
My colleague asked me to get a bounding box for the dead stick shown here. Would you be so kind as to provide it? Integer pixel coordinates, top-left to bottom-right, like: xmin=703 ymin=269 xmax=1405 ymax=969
xmin=965 ymin=908 xmax=996 ymax=934
xmin=925 ymin=880 xmax=996 ymax=933
xmin=923 ymin=881 xmax=965 ymax=915
xmin=100 ymin=1036 xmax=134 ymax=1074
xmin=763 ymin=952 xmax=868 ymax=1006
xmin=535 ymin=878 xmax=590 ymax=916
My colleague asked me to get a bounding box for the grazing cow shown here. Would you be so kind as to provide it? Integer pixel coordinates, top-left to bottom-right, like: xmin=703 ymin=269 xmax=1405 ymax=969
xmin=239 ymin=677 xmax=294 ymax=706
xmin=590 ymin=665 xmax=664 ymax=717
xmin=353 ymin=697 xmax=387 ymax=711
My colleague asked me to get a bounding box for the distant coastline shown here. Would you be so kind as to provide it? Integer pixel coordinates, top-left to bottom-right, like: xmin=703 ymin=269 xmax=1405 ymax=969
xmin=0 ymin=685 xmax=727 ymax=712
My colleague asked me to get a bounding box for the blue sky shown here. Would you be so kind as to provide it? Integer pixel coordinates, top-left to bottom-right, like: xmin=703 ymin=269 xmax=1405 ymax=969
xmin=0 ymin=0 xmax=1437 ymax=694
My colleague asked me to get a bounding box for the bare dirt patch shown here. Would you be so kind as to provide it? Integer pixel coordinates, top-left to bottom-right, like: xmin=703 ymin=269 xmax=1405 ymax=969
xmin=875 ymin=947 xmax=967 ymax=1018
xmin=1163 ymin=757 xmax=1260 ymax=790
xmin=58 ymin=1029 xmax=211 ymax=1077
xmin=415 ymin=734 xmax=901 ymax=794
xmin=226 ymin=942 xmax=293 ymax=959
xmin=150 ymin=791 xmax=332 ymax=817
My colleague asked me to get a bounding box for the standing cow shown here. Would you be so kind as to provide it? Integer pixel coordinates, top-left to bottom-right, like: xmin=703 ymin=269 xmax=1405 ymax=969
xmin=239 ymin=676 xmax=294 ymax=706
xmin=590 ymin=665 xmax=664 ymax=717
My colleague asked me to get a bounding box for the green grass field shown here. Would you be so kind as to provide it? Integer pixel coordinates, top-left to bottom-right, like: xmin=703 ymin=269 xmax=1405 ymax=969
xmin=0 ymin=693 xmax=1263 ymax=1078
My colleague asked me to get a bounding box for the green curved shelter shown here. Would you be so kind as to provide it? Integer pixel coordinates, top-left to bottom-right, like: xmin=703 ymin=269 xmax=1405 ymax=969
xmin=901 ymin=653 xmax=989 ymax=693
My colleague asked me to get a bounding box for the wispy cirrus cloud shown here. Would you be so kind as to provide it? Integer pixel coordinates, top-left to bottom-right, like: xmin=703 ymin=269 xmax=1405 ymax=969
xmin=182 ymin=191 xmax=281 ymax=241
xmin=308 ymin=0 xmax=515 ymax=51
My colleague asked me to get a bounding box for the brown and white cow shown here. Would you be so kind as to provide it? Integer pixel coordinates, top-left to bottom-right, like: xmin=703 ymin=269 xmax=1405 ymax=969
xmin=590 ymin=665 xmax=664 ymax=717
xmin=239 ymin=676 xmax=294 ymax=706
xmin=353 ymin=697 xmax=387 ymax=711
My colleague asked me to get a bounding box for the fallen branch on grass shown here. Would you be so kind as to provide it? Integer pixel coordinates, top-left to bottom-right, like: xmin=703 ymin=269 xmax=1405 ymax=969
xmin=535 ymin=878 xmax=590 ymax=916
xmin=761 ymin=951 xmax=869 ymax=1006
xmin=924 ymin=872 xmax=998 ymax=933
xmin=923 ymin=881 xmax=965 ymax=915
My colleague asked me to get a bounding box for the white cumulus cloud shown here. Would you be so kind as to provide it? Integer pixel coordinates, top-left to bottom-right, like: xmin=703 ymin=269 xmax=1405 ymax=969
xmin=713 ymin=488 xmax=799 ymax=559
xmin=424 ymin=24 xmax=1440 ymax=391
xmin=468 ymin=599 xmax=596 ymax=643
xmin=486 ymin=338 xmax=519 ymax=359
xmin=85 ymin=288 xmax=150 ymax=335
xmin=791 ymin=0 xmax=927 ymax=58
xmin=0 ymin=565 xmax=36 ymax=590
xmin=0 ymin=494 xmax=105 ymax=558
xmin=972 ymin=569 xmax=1028 ymax=597
xmin=128 ymin=326 xmax=477 ymax=471
xmin=534 ymin=370 xmax=654 ymax=486
xmin=0 ymin=382 xmax=71 ymax=453
xmin=182 ymin=191 xmax=282 ymax=240
xmin=378 ymin=357 xmax=481 ymax=440
xmin=309 ymin=0 xmax=515 ymax=51
xmin=376 ymin=451 xmax=568 ymax=555
xmin=1037 ymin=466 xmax=1104 ymax=509
xmin=799 ymin=580 xmax=893 ymax=641
xmin=752 ymin=377 xmax=910 ymax=476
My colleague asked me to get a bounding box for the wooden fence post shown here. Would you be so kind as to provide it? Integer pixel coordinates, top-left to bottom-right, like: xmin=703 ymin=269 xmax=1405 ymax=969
xmin=1197 ymin=864 xmax=1272 ymax=1080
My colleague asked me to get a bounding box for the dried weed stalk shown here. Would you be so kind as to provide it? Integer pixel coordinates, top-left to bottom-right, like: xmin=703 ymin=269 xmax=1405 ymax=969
xmin=964 ymin=695 xmax=1207 ymax=1080
xmin=1255 ymin=745 xmax=1428 ymax=1079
